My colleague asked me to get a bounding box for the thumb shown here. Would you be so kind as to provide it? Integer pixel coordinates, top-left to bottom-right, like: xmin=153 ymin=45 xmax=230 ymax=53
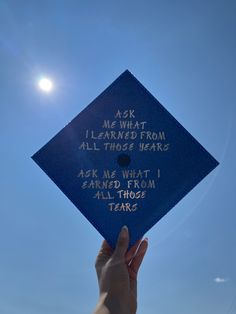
xmin=113 ymin=225 xmax=129 ymax=259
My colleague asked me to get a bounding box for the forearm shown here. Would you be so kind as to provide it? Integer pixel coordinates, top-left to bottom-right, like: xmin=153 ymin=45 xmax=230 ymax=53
xmin=94 ymin=292 xmax=131 ymax=314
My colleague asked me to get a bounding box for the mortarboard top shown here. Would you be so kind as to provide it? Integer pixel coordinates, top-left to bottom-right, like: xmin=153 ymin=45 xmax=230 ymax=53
xmin=32 ymin=70 xmax=219 ymax=249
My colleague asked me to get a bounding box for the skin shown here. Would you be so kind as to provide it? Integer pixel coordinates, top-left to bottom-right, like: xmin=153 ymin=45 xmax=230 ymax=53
xmin=94 ymin=226 xmax=148 ymax=314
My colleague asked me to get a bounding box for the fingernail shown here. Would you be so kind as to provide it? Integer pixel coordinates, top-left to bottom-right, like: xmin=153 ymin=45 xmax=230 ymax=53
xmin=121 ymin=225 xmax=128 ymax=236
xmin=144 ymin=237 xmax=148 ymax=242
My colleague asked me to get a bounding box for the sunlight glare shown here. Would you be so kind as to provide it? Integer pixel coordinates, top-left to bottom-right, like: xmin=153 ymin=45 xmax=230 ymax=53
xmin=38 ymin=77 xmax=54 ymax=93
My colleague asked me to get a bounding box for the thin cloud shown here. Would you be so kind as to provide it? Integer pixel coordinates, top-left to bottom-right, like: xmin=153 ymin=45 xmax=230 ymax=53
xmin=214 ymin=277 xmax=228 ymax=283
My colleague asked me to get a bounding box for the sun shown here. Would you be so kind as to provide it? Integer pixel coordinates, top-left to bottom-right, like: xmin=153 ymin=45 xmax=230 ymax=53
xmin=38 ymin=77 xmax=54 ymax=93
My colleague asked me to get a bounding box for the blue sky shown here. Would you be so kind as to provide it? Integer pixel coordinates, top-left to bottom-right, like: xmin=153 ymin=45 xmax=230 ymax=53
xmin=1 ymin=0 xmax=236 ymax=313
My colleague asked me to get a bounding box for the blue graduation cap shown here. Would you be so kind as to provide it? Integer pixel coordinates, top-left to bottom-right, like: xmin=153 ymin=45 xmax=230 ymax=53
xmin=32 ymin=70 xmax=219 ymax=249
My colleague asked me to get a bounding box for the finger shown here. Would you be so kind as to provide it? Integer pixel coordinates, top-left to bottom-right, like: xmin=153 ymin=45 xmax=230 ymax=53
xmin=97 ymin=239 xmax=113 ymax=258
xmin=95 ymin=239 xmax=113 ymax=270
xmin=129 ymin=238 xmax=148 ymax=275
xmin=125 ymin=238 xmax=142 ymax=265
xmin=101 ymin=239 xmax=113 ymax=255
xmin=113 ymin=225 xmax=129 ymax=259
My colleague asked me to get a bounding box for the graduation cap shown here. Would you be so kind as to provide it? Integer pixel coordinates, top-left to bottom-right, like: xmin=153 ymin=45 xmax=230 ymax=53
xmin=32 ymin=70 xmax=219 ymax=249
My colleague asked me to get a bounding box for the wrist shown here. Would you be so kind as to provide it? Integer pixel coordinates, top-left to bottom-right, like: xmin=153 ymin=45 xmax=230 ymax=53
xmin=94 ymin=292 xmax=131 ymax=314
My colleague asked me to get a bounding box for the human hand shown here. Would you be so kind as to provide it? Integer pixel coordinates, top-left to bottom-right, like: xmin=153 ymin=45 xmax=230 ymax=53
xmin=94 ymin=226 xmax=148 ymax=314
